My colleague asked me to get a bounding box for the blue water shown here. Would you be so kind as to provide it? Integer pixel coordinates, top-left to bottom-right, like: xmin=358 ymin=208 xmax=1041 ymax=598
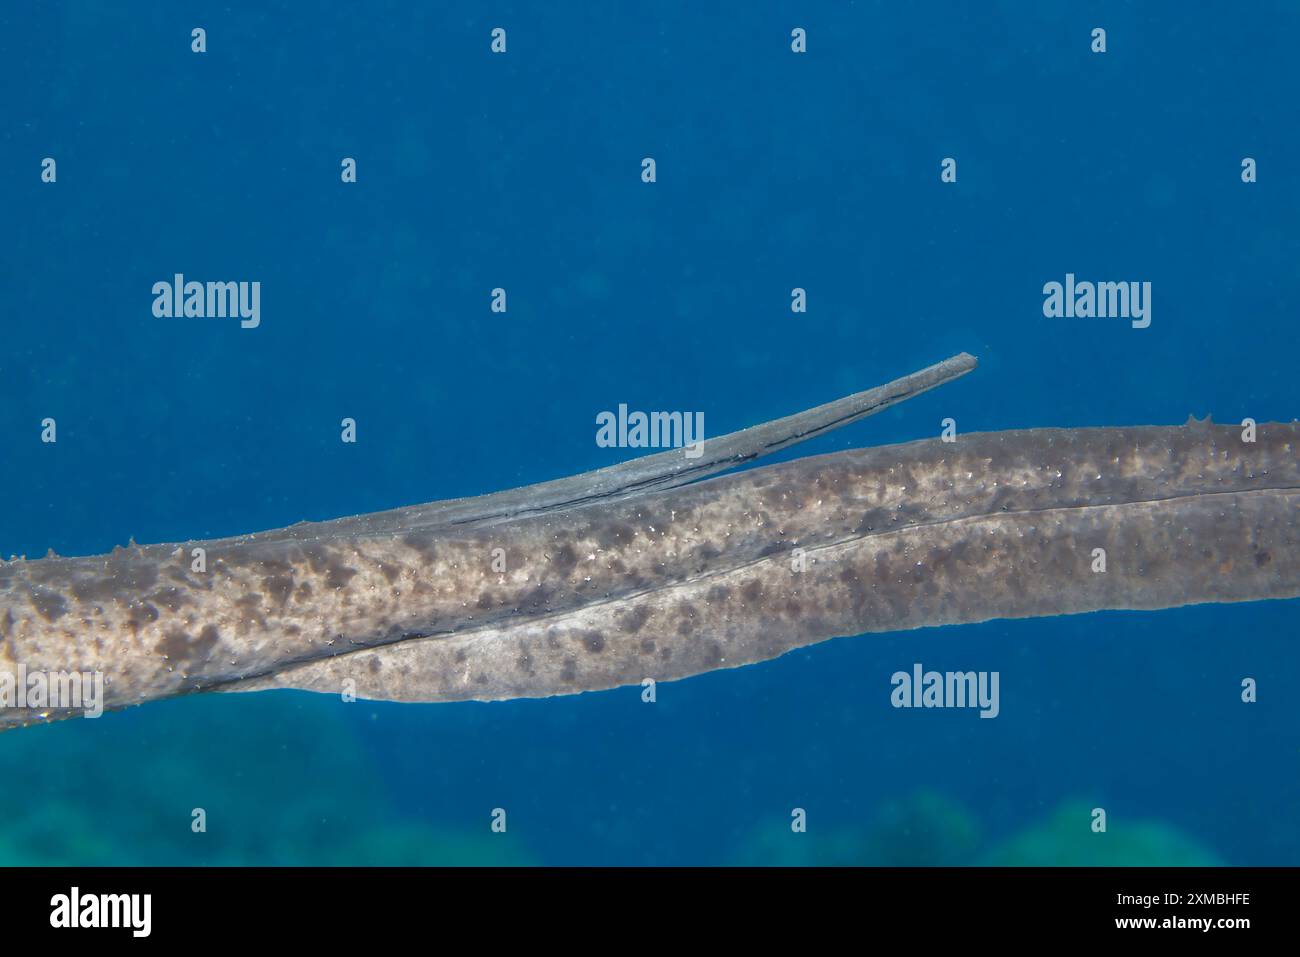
xmin=1 ymin=2 xmax=1296 ymax=865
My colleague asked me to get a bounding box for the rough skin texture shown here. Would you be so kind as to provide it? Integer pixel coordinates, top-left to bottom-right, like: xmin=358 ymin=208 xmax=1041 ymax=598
xmin=1 ymin=420 xmax=1296 ymax=726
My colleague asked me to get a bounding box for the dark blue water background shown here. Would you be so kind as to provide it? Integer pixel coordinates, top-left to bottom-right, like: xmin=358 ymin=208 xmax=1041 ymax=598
xmin=0 ymin=2 xmax=1295 ymax=864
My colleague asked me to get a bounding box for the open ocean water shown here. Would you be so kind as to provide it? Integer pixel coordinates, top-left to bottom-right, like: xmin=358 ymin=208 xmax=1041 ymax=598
xmin=0 ymin=3 xmax=1296 ymax=866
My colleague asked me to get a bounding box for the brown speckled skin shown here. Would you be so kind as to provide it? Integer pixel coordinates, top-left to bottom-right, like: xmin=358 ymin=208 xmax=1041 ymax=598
xmin=2 ymin=421 xmax=1297 ymax=726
